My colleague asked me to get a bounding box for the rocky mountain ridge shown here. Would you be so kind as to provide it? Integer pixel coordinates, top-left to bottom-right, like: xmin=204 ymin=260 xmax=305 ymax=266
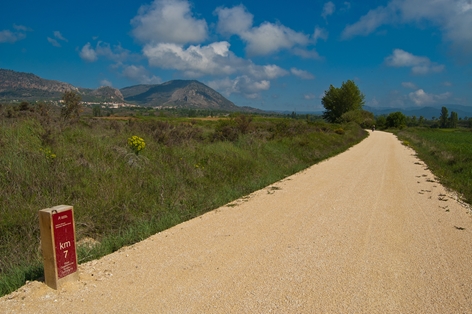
xmin=0 ymin=68 xmax=245 ymax=111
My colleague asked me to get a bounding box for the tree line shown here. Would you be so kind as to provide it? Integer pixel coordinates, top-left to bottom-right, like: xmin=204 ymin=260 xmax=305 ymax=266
xmin=321 ymin=80 xmax=470 ymax=129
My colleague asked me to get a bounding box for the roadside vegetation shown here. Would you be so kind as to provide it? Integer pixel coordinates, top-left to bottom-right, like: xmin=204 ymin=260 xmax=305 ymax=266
xmin=373 ymin=106 xmax=471 ymax=206
xmin=394 ymin=128 xmax=472 ymax=204
xmin=0 ymin=100 xmax=367 ymax=296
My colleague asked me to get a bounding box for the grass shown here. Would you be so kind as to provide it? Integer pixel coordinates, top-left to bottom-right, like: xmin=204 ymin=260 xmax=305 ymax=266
xmin=395 ymin=127 xmax=472 ymax=204
xmin=0 ymin=106 xmax=367 ymax=296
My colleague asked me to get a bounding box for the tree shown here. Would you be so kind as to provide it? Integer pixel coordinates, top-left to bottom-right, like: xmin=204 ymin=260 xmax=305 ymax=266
xmin=439 ymin=106 xmax=448 ymax=128
xmin=340 ymin=109 xmax=375 ymax=128
xmin=449 ymin=111 xmax=458 ymax=128
xmin=92 ymin=105 xmax=101 ymax=117
xmin=376 ymin=115 xmax=387 ymax=130
xmin=386 ymin=111 xmax=406 ymax=128
xmin=322 ymin=80 xmax=365 ymax=123
xmin=61 ymin=91 xmax=82 ymax=121
xmin=418 ymin=116 xmax=425 ymax=127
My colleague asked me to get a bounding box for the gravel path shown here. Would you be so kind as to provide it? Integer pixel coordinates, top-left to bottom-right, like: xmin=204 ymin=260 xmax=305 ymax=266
xmin=1 ymin=131 xmax=472 ymax=313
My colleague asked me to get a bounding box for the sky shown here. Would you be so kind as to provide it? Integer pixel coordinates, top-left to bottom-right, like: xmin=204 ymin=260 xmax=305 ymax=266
xmin=1 ymin=0 xmax=472 ymax=112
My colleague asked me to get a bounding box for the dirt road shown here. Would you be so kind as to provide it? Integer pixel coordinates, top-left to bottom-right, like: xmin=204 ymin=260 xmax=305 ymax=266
xmin=1 ymin=131 xmax=472 ymax=313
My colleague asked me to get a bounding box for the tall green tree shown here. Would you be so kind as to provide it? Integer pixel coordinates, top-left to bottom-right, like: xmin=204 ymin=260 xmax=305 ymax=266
xmin=322 ymin=80 xmax=365 ymax=123
xmin=439 ymin=106 xmax=448 ymax=128
xmin=449 ymin=111 xmax=458 ymax=128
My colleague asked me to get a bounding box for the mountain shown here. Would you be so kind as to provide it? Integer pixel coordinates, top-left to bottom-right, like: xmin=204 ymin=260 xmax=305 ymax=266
xmin=0 ymin=69 xmax=77 ymax=100
xmin=79 ymin=86 xmax=124 ymax=102
xmin=120 ymin=80 xmax=240 ymax=111
xmin=0 ymin=68 xmax=251 ymax=112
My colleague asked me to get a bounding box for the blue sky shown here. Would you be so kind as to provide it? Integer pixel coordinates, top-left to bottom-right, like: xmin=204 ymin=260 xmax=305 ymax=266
xmin=1 ymin=0 xmax=471 ymax=111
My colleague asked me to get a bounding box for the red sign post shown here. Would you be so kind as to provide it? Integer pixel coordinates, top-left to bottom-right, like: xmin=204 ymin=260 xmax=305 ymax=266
xmin=52 ymin=209 xmax=77 ymax=278
xmin=39 ymin=205 xmax=79 ymax=289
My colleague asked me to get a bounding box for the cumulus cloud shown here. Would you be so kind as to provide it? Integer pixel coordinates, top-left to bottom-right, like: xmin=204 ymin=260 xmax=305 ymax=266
xmin=322 ymin=2 xmax=336 ymax=21
xmin=131 ymin=0 xmax=207 ymax=45
xmin=215 ymin=5 xmax=253 ymax=36
xmin=79 ymin=43 xmax=98 ymax=62
xmin=208 ymin=76 xmax=270 ymax=99
xmin=242 ymin=22 xmax=310 ymax=56
xmin=215 ymin=5 xmax=311 ymax=56
xmin=143 ymin=41 xmax=289 ymax=81
xmin=122 ymin=65 xmax=162 ymax=84
xmin=79 ymin=42 xmax=131 ymax=63
xmin=291 ymin=68 xmax=315 ymax=80
xmin=342 ymin=0 xmax=472 ymax=57
xmin=143 ymin=41 xmax=237 ymax=77
xmin=385 ymin=49 xmax=444 ymax=74
xmin=408 ymin=89 xmax=451 ymax=105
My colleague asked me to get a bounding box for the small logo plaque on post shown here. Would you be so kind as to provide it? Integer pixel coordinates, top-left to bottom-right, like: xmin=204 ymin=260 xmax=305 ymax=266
xmin=39 ymin=205 xmax=79 ymax=290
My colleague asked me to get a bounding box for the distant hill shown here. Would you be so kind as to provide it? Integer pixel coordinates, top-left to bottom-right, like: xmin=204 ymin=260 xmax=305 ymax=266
xmin=0 ymin=69 xmax=77 ymax=100
xmin=79 ymin=86 xmax=124 ymax=102
xmin=0 ymin=68 xmax=257 ymax=112
xmin=120 ymin=80 xmax=240 ymax=111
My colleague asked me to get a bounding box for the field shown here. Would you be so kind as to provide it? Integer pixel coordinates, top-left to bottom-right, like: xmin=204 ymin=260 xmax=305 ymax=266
xmin=395 ymin=128 xmax=472 ymax=204
xmin=0 ymin=105 xmax=367 ymax=296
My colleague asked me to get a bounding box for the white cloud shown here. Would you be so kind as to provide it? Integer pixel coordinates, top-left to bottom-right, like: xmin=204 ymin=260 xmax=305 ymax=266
xmin=342 ymin=3 xmax=395 ymax=39
xmin=79 ymin=42 xmax=131 ymax=63
xmin=79 ymin=43 xmax=98 ymax=62
xmin=214 ymin=5 xmax=253 ymax=36
xmin=47 ymin=31 xmax=68 ymax=47
xmin=143 ymin=41 xmax=237 ymax=77
xmin=401 ymin=82 xmax=417 ymax=89
xmin=342 ymin=0 xmax=472 ymax=57
xmin=0 ymin=29 xmax=25 ymax=43
xmin=122 ymin=65 xmax=162 ymax=84
xmin=208 ymin=76 xmax=270 ymax=99
xmin=53 ymin=31 xmax=67 ymax=42
xmin=100 ymin=79 xmax=113 ymax=87
xmin=47 ymin=37 xmax=61 ymax=47
xmin=322 ymin=2 xmax=336 ymax=20
xmin=291 ymin=68 xmax=315 ymax=80
xmin=313 ymin=26 xmax=328 ymax=44
xmin=215 ymin=5 xmax=311 ymax=56
xmin=442 ymin=81 xmax=452 ymax=86
xmin=143 ymin=41 xmax=289 ymax=80
xmin=242 ymin=22 xmax=310 ymax=56
xmin=304 ymin=93 xmax=316 ymax=100
xmin=385 ymin=49 xmax=444 ymax=74
xmin=293 ymin=48 xmax=322 ymax=59
xmin=95 ymin=42 xmax=130 ymax=63
xmin=131 ymin=0 xmax=208 ymax=45
xmin=13 ymin=24 xmax=31 ymax=32
xmin=408 ymin=89 xmax=451 ymax=105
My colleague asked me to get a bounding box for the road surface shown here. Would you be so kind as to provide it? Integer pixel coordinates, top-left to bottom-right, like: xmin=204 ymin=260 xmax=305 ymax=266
xmin=1 ymin=131 xmax=472 ymax=313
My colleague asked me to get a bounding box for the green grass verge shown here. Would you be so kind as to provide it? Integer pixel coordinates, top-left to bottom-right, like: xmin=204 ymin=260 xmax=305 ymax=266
xmin=395 ymin=127 xmax=472 ymax=204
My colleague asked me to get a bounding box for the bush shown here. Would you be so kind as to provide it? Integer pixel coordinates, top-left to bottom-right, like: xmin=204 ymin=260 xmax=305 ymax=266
xmin=386 ymin=111 xmax=407 ymax=129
